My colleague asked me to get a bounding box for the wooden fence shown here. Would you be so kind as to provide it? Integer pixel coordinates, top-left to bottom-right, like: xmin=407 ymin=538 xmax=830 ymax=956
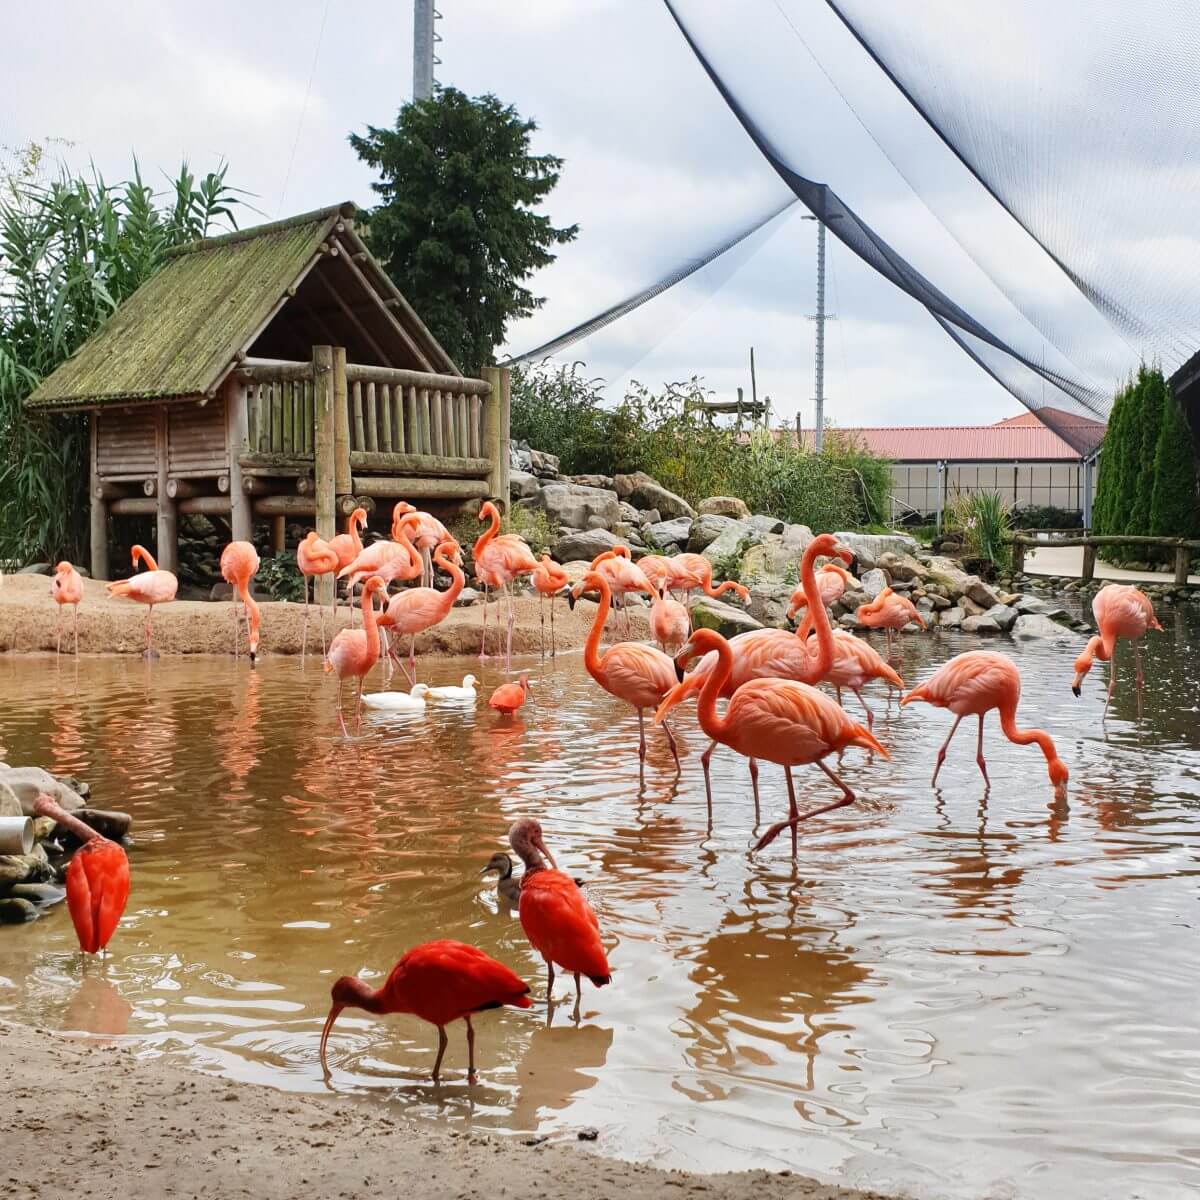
xmin=1011 ymin=531 xmax=1200 ymax=584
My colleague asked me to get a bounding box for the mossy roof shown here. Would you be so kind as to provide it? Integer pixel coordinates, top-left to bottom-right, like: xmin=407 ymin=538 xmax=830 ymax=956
xmin=25 ymin=202 xmax=457 ymax=410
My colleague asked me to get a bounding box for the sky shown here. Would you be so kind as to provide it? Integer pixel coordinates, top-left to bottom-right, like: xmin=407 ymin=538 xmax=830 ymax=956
xmin=3 ymin=0 xmax=1169 ymax=429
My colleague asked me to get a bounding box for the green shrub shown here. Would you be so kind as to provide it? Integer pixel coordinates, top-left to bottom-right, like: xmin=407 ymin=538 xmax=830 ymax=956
xmin=257 ymin=550 xmax=304 ymax=602
xmin=1149 ymin=386 xmax=1198 ymax=539
xmin=947 ymin=489 xmax=1012 ymax=569
xmin=1011 ymin=505 xmax=1083 ymax=530
xmin=507 ymin=503 xmax=556 ymax=557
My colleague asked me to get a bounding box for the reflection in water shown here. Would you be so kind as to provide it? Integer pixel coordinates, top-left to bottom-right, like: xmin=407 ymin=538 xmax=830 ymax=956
xmin=2 ymin=604 xmax=1200 ymax=1200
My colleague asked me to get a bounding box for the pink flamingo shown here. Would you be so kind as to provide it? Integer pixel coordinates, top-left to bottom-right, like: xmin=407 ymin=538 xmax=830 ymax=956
xmin=296 ymin=531 xmax=340 ymax=656
xmin=324 ymin=574 xmax=387 ymax=737
xmin=1071 ymin=583 xmax=1162 ymax=710
xmin=635 ymin=554 xmax=679 ymax=598
xmin=856 ymin=587 xmax=925 ymax=657
xmin=572 ymin=569 xmax=680 ymax=768
xmin=655 ymin=627 xmax=887 ymax=850
xmin=106 ymin=545 xmax=178 ymax=656
xmin=668 ymin=552 xmax=751 ymax=609
xmin=392 ymin=501 xmax=450 ymax=588
xmin=788 ymin=561 xmax=855 ymax=623
xmin=903 ymin=650 xmax=1069 ymax=789
xmin=376 ymin=539 xmax=464 ymax=683
xmin=590 ymin=547 xmax=655 ymax=635
xmin=51 ymin=561 xmax=83 ymax=656
xmin=820 ymin=630 xmax=904 ymax=729
xmin=473 ymin=501 xmax=538 ymax=667
xmin=650 ymin=582 xmax=690 ymax=654
xmin=338 ymin=522 xmax=422 ymax=597
xmin=219 ymin=540 xmax=261 ymax=663
xmin=531 ymin=555 xmax=569 ymax=657
xmin=327 ymin=507 xmax=368 ymax=615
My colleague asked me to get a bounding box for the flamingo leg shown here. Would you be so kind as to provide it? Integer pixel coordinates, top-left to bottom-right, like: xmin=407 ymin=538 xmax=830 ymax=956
xmin=504 ymin=584 xmax=516 ymax=671
xmin=1105 ymin=657 xmax=1117 ymax=714
xmin=465 ymin=1014 xmax=476 ymax=1078
xmin=479 ymin=584 xmax=490 ymax=660
xmin=432 ymin=1025 xmax=448 ymax=1081
xmin=854 ymin=688 xmax=874 ymax=730
xmin=749 ymin=757 xmax=761 ymax=824
xmin=336 ymin=680 xmax=349 ymax=738
xmin=539 ymin=595 xmax=545 ymax=658
xmin=55 ymin=606 xmax=62 ymax=656
xmin=409 ymin=634 xmax=417 ymax=681
xmin=422 ymin=545 xmax=433 ymax=590
xmin=1134 ymin=640 xmax=1144 ymax=692
xmin=550 ymin=596 xmax=557 ymax=658
xmin=301 ymin=576 xmax=310 ymax=661
xmin=637 ymin=709 xmax=647 ymax=763
xmin=975 ymin=713 xmax=991 ymax=786
xmin=754 ymin=762 xmax=856 ymax=850
xmin=932 ymin=714 xmax=965 ymax=786
xmin=354 ymin=677 xmax=365 ymax=737
xmin=145 ymin=606 xmax=155 ymax=657
xmin=73 ymin=605 xmax=79 ymax=656
xmin=573 ymin=972 xmax=582 ymax=1022
xmin=318 ymin=587 xmax=327 ymax=656
xmin=701 ymin=739 xmax=716 ymax=809
xmin=230 ymin=593 xmax=240 ymax=659
xmin=661 ymin=717 xmax=680 ymax=768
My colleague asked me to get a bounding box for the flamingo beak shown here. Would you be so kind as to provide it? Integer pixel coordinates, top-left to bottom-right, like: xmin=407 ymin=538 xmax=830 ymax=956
xmin=1071 ymin=682 xmax=1082 ymax=697
xmin=318 ymin=1004 xmax=344 ymax=1076
xmin=833 ymin=543 xmax=854 ymax=567
xmin=567 ymin=586 xmax=578 ymax=611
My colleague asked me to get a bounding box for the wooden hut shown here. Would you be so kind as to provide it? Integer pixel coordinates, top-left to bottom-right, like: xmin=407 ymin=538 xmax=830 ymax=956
xmin=24 ymin=202 xmax=509 ymax=597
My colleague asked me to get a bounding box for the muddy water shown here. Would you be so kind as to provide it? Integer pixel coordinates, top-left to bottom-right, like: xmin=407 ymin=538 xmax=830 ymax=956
xmin=1 ymin=611 xmax=1199 ymax=1200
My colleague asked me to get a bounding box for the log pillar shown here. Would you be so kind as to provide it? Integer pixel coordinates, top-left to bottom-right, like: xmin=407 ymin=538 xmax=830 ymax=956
xmin=1012 ymin=538 xmax=1026 ymax=574
xmin=154 ymin=406 xmax=178 ymax=573
xmin=271 ymin=515 xmax=286 ymax=554
xmin=1081 ymin=542 xmax=1096 ymax=582
xmin=332 ymin=346 xmax=351 ymax=496
xmin=88 ymin=412 xmax=109 ymax=581
xmin=481 ymin=365 xmax=510 ymax=509
xmin=313 ymin=345 xmax=336 ymax=606
xmin=1174 ymin=543 xmax=1191 ymax=586
xmin=224 ymin=380 xmax=253 ymax=543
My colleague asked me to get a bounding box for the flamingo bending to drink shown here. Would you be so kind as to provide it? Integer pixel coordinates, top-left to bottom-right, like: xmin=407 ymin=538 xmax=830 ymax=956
xmin=296 ymin=531 xmax=340 ymax=656
xmin=325 ymin=574 xmax=387 ymax=736
xmin=902 ymin=650 xmax=1069 ymax=788
xmin=319 ymin=940 xmax=531 ymax=1082
xmin=473 ymin=501 xmax=538 ymax=668
xmin=51 ymin=561 xmax=83 ymax=656
xmin=105 ymin=545 xmax=178 ymax=656
xmin=531 ymin=555 xmax=570 ymax=657
xmin=655 ymin=628 xmax=887 ymax=850
xmin=219 ymin=540 xmax=261 ymax=662
xmin=857 ymin=587 xmax=925 ymax=657
xmin=668 ymin=552 xmax=751 ymax=608
xmin=1071 ymin=583 xmax=1162 ymax=709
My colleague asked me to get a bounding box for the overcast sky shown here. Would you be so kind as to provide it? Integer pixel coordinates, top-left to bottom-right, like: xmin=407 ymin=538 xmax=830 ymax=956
xmin=3 ymin=0 xmax=1156 ymax=428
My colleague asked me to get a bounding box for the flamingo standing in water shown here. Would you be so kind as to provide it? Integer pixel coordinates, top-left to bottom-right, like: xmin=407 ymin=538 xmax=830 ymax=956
xmin=327 ymin=507 xmax=368 ymax=615
xmin=105 ymin=545 xmax=178 ymax=656
xmin=857 ymin=587 xmax=925 ymax=657
xmin=319 ymin=940 xmax=531 ymax=1082
xmin=473 ymin=501 xmax=538 ymax=667
xmin=325 ymin=574 xmax=387 ymax=736
xmin=590 ymin=547 xmax=656 ymax=635
xmin=33 ymin=795 xmax=130 ymax=955
xmin=296 ymin=531 xmax=340 ymax=657
xmin=655 ymin=628 xmax=887 ymax=850
xmin=571 ymin=570 xmax=680 ymax=767
xmin=391 ymin=501 xmax=450 ymax=588
xmin=376 ymin=537 xmax=464 ymax=682
xmin=788 ymin=561 xmax=855 ymax=624
xmin=489 ymin=672 xmax=530 ymax=715
xmin=668 ymin=552 xmax=751 ymax=609
xmin=51 ymin=561 xmax=83 ymax=656
xmin=820 ymin=630 xmax=905 ymax=729
xmin=530 ymin=555 xmax=569 ymax=657
xmin=1071 ymin=583 xmax=1162 ymax=710
xmin=902 ymin=650 xmax=1069 ymax=788
xmin=650 ymin=582 xmax=690 ymax=654
xmin=219 ymin=540 xmax=261 ymax=663
xmin=508 ymin=818 xmax=610 ymax=1013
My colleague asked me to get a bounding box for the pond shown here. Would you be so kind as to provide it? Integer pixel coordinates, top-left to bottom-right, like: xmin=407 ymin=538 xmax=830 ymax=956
xmin=1 ymin=610 xmax=1198 ymax=1200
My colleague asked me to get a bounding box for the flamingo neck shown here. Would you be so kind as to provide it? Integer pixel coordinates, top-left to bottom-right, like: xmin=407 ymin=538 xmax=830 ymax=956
xmin=362 ymin=587 xmax=381 ymax=659
xmin=695 ymin=638 xmax=733 ymax=742
xmin=583 ymin=576 xmax=611 ymax=679
xmin=238 ymin=580 xmax=261 ymax=651
xmin=435 ymin=550 xmax=465 ymax=604
xmin=349 ymin=513 xmax=365 ymax=555
xmin=999 ymin=708 xmax=1068 ymax=783
xmin=797 ymin=543 xmax=835 ymax=679
xmin=134 ymin=546 xmax=160 ymax=572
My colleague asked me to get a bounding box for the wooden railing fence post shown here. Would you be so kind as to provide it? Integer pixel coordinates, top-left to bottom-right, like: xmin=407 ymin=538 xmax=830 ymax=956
xmin=1080 ymin=542 xmax=1096 ymax=582
xmin=332 ymin=346 xmax=351 ymax=498
xmin=89 ymin=412 xmax=109 ymax=581
xmin=1011 ymin=537 xmax=1026 ymax=574
xmin=1174 ymin=543 xmax=1191 ymax=586
xmin=481 ymin=365 xmax=510 ymax=507
xmin=313 ymin=345 xmax=336 ymax=606
xmin=154 ymin=406 xmax=178 ymax=572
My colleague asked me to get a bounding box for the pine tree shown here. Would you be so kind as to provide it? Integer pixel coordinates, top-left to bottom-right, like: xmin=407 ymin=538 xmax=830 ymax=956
xmin=1149 ymin=385 xmax=1199 ymax=538
xmin=1093 ymin=375 xmax=1133 ymax=535
xmin=1129 ymin=366 xmax=1164 ymax=533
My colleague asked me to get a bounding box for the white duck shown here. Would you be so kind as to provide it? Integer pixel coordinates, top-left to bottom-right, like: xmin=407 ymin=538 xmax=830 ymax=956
xmin=361 ymin=684 xmax=430 ymax=711
xmin=425 ymin=674 xmax=478 ymax=702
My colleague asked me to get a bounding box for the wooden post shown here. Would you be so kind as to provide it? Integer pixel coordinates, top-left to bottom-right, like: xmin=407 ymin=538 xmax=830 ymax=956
xmin=313 ymin=345 xmax=337 ymax=606
xmin=88 ymin=411 xmax=109 ymax=580
xmin=271 ymin=514 xmax=286 ymax=554
xmin=154 ymin=406 xmax=178 ymax=572
xmin=481 ymin=366 xmax=510 ymax=507
xmin=225 ymin=380 xmax=253 ymax=543
xmin=1174 ymin=543 xmax=1190 ymax=586
xmin=1081 ymin=541 xmax=1096 ymax=582
xmin=1012 ymin=537 xmax=1026 ymax=574
xmin=332 ymin=346 xmax=351 ymax=498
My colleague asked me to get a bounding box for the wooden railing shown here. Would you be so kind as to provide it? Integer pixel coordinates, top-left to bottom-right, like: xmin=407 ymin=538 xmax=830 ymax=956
xmin=245 ymin=371 xmax=316 ymax=460
xmin=1012 ymin=531 xmax=1200 ymax=584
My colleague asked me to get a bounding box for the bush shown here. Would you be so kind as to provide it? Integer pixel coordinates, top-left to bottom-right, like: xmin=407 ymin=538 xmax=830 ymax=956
xmin=1011 ymin=505 xmax=1082 ymax=530
xmin=257 ymin=550 xmax=304 ymax=602
xmin=947 ymin=489 xmax=1012 ymax=570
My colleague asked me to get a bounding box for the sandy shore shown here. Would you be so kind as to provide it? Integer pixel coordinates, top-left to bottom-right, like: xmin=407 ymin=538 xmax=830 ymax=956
xmin=0 ymin=573 xmax=646 ymax=657
xmin=2 ymin=1023 xmax=894 ymax=1200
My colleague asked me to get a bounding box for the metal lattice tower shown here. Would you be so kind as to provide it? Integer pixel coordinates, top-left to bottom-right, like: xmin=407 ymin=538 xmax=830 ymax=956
xmin=803 ymin=204 xmax=834 ymax=451
xmin=413 ymin=0 xmax=441 ymax=101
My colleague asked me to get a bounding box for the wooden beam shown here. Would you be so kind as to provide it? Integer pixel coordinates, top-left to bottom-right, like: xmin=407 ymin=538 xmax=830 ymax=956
xmin=348 ymin=450 xmax=491 ymax=478
xmin=154 ymin=407 xmax=178 ymax=573
xmin=89 ymin=413 xmax=109 ymax=580
xmin=241 ymin=476 xmax=290 ymax=495
xmin=165 ymin=478 xmax=206 ymax=500
xmin=1081 ymin=542 xmax=1096 ymax=582
xmin=254 ymin=495 xmax=315 ymax=517
xmin=332 ymin=346 xmax=351 ymax=495
xmin=350 ymin=475 xmax=490 ymax=500
xmin=481 ymin=365 xmax=510 ymax=506
xmin=109 ymin=497 xmax=159 ymax=516
xmin=271 ymin=514 xmax=286 ymax=553
xmin=312 ymin=265 xmax=393 ymax=365
xmin=178 ymin=496 xmax=233 ymax=516
xmin=1175 ymin=544 xmax=1192 ymax=585
xmin=236 ymin=362 xmax=315 ymax=384
xmin=313 ymin=345 xmax=336 ymax=606
xmin=343 ymin=362 xmax=490 ymax=395
xmin=225 ymin=378 xmax=253 ymax=542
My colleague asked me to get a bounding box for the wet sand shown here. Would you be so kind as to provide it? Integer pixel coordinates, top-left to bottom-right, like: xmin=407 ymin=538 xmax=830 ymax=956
xmin=2 ymin=1023 xmax=893 ymax=1200
xmin=0 ymin=573 xmax=643 ymax=657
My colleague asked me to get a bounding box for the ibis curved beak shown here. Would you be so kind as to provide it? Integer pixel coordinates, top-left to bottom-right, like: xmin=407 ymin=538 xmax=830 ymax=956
xmin=319 ymin=1004 xmax=344 ymax=1076
xmin=534 ymin=834 xmax=558 ymax=870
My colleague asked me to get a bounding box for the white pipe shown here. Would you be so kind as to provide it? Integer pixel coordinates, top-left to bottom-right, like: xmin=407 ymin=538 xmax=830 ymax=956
xmin=0 ymin=817 xmax=33 ymax=855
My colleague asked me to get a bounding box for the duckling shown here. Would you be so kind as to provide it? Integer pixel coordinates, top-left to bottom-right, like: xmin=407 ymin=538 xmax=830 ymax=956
xmin=426 ymin=674 xmax=478 ymax=702
xmin=481 ymin=851 xmax=522 ymax=906
xmin=361 ymin=683 xmax=430 ymax=711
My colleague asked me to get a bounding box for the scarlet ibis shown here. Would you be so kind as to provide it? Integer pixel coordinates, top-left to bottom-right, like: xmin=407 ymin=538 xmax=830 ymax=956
xmin=488 ymin=673 xmax=529 ymax=715
xmin=318 ymin=939 xmax=531 ymax=1081
xmin=33 ymin=794 xmax=130 ymax=955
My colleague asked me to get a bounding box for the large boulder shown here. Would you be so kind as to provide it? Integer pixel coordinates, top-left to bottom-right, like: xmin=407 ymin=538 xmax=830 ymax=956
xmin=509 ymin=470 xmax=541 ymax=501
xmin=877 ymin=551 xmax=928 ymax=583
xmin=923 ymin=555 xmax=975 ymax=597
xmin=690 ymin=597 xmax=764 ymax=638
xmin=687 ymin=513 xmax=737 ymax=552
xmin=939 ymin=606 xmax=965 ymax=628
xmin=965 ymin=579 xmax=1002 ymax=609
xmin=618 ymin=501 xmax=642 ymax=524
xmin=551 ymin=528 xmax=627 ymax=563
xmin=0 ymin=765 xmax=85 ymax=816
xmin=557 ymin=560 xmax=594 ymax=585
xmin=741 ymin=537 xmax=802 ymax=583
xmin=984 ymin=603 xmax=1018 ymax=631
xmin=1012 ymin=594 xmax=1070 ymax=621
xmin=781 ymin=523 xmax=815 ymax=555
xmin=614 ymin=472 xmax=695 ymax=520
xmin=535 ymin=483 xmax=621 ymax=532
xmin=569 ymin=473 xmax=615 ymax=490
xmin=0 ymin=783 xmax=21 ymax=820
xmin=961 ymin=615 xmax=1000 ymax=634
xmin=645 ymin=517 xmax=693 ymax=550
xmin=701 ymin=521 xmax=760 ymax=568
xmin=748 ymin=515 xmax=785 ymax=535
xmin=832 ymin=532 xmax=919 ymax=572
xmin=746 ymin=580 xmax=793 ymax=628
xmin=698 ymin=496 xmax=751 ymax=520
xmin=528 ymin=448 xmax=561 ymax=479
xmin=1012 ymin=613 xmax=1077 ymax=643
xmin=859 ymin=568 xmax=890 ymax=600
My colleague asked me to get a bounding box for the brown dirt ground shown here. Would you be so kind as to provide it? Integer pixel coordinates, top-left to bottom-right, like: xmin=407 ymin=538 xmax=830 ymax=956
xmin=0 ymin=573 xmax=649 ymax=657
xmin=1 ymin=1022 xmax=899 ymax=1200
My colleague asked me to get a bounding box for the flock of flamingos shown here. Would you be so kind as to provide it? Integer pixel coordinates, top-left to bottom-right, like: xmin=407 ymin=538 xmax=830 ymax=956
xmin=38 ymin=496 xmax=1162 ymax=1081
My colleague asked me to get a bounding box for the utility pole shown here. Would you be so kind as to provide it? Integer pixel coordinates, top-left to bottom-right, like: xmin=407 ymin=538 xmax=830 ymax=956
xmin=803 ymin=194 xmax=836 ymax=452
xmin=413 ymin=0 xmax=440 ymax=101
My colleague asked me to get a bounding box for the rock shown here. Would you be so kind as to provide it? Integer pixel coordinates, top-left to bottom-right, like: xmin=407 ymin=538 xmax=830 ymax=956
xmin=509 ymin=470 xmax=541 ymax=501
xmin=698 ymin=496 xmax=751 ymax=520
xmin=0 ymin=846 xmax=52 ymax=889
xmin=878 ymin=551 xmax=928 ymax=583
xmin=928 ymin=593 xmax=951 ymax=611
xmin=645 ymin=517 xmax=693 ymax=549
xmin=0 ymin=766 xmax=85 ymax=816
xmin=859 ymin=568 xmax=890 ymax=600
xmin=701 ymin=522 xmax=760 ymax=568
xmin=614 ymin=472 xmax=695 ymax=520
xmin=747 ymin=580 xmax=793 ymax=628
xmin=1011 ymin=595 xmax=1070 ymax=621
xmin=690 ymin=598 xmax=764 ymax=638
xmin=210 ymin=582 xmax=233 ymax=601
xmin=687 ymin=513 xmax=736 ymax=552
xmin=454 ymin=587 xmax=482 ymax=607
xmin=1012 ymin=614 xmax=1077 ymax=643
xmin=961 ymin=615 xmax=1000 ymax=633
xmin=577 ymin=1128 xmax=600 ymax=1142
xmin=73 ymin=809 xmax=132 ymax=841
xmin=569 ymin=474 xmax=615 ymax=490
xmin=0 ymin=897 xmax=38 ymax=923
xmin=637 ymin=507 xmax=661 ymax=525
xmin=0 ymin=782 xmax=21 ymax=820
xmin=618 ymin=502 xmax=642 ymax=524
xmin=17 ymin=562 xmax=52 ymax=574
xmin=924 ymin=556 xmax=975 ymax=596
xmin=984 ymin=603 xmax=1018 ymax=631
xmin=839 ymin=589 xmax=868 ymax=613
xmin=915 ymin=596 xmax=934 ymax=613
xmin=832 ymin=532 xmax=919 ymax=572
xmin=939 ymin=607 xmax=965 ymax=628
xmin=535 ymin=483 xmax=621 ymax=532
xmin=9 ymin=882 xmax=65 ymax=907
xmin=780 ymin=523 xmax=815 ymax=554
xmin=965 ymin=579 xmax=1002 ymax=608
xmin=839 ymin=611 xmax=864 ymax=629
xmin=557 ymin=560 xmax=594 ymax=585
xmin=747 ymin=515 xmax=785 ymax=535
xmin=740 ymin=538 xmax=802 ymax=584
xmin=528 ymin=448 xmax=561 ymax=479
xmin=961 ymin=596 xmax=987 ymax=616
xmin=551 ymin=529 xmax=626 ymax=563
